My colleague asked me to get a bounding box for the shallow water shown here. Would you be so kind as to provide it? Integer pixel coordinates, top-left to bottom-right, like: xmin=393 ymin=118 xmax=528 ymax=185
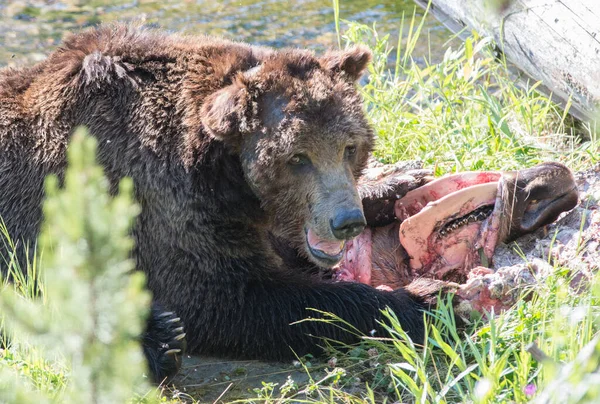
xmin=0 ymin=0 xmax=451 ymax=67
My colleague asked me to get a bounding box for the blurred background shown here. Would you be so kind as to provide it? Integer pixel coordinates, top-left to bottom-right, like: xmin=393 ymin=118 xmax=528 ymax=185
xmin=0 ymin=0 xmax=452 ymax=67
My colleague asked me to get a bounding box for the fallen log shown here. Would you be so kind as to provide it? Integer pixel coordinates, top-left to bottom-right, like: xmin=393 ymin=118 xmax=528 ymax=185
xmin=415 ymin=0 xmax=600 ymax=122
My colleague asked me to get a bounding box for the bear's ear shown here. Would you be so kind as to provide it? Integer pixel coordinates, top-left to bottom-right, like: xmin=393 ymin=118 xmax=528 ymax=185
xmin=201 ymin=82 xmax=248 ymax=143
xmin=320 ymin=46 xmax=372 ymax=81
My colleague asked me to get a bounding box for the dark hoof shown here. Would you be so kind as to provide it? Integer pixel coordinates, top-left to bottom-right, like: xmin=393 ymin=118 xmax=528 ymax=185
xmin=142 ymin=304 xmax=187 ymax=384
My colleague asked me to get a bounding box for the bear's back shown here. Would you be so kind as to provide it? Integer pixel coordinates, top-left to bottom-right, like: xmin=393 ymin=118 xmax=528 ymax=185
xmin=0 ymin=24 xmax=269 ymax=277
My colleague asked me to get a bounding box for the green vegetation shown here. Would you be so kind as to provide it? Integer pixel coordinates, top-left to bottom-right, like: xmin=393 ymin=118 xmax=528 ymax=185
xmin=351 ymin=17 xmax=598 ymax=174
xmin=238 ymin=10 xmax=598 ymax=403
xmin=1 ymin=5 xmax=599 ymax=404
xmin=0 ymin=128 xmax=155 ymax=403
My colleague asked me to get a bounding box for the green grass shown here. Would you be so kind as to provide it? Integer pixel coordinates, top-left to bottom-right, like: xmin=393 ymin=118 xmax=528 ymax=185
xmin=1 ymin=4 xmax=599 ymax=404
xmin=0 ymin=220 xmax=67 ymax=402
xmin=348 ymin=18 xmax=598 ymax=174
xmin=233 ymin=8 xmax=600 ymax=403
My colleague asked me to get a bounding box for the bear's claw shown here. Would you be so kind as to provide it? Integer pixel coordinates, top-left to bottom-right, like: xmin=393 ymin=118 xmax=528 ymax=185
xmin=142 ymin=305 xmax=188 ymax=384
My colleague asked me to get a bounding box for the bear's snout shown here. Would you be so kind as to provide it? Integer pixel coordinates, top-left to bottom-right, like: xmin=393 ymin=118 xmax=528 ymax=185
xmin=330 ymin=208 xmax=366 ymax=240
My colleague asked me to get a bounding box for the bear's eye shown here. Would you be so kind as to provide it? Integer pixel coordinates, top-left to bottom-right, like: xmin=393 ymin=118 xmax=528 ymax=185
xmin=345 ymin=145 xmax=357 ymax=158
xmin=289 ymin=154 xmax=311 ymax=166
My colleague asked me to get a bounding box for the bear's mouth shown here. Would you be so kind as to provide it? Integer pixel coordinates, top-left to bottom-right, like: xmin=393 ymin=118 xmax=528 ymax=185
xmin=305 ymin=228 xmax=346 ymax=267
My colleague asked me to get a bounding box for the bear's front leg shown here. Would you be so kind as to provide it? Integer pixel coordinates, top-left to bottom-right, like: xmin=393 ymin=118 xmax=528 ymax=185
xmin=179 ymin=272 xmax=427 ymax=360
xmin=141 ymin=302 xmax=187 ymax=383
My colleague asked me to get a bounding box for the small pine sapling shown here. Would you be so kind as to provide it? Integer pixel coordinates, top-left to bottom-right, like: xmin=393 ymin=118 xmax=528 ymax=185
xmin=0 ymin=127 xmax=156 ymax=403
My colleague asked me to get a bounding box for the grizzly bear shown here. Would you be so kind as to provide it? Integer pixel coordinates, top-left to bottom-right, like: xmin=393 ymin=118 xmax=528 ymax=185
xmin=0 ymin=24 xmax=428 ymax=382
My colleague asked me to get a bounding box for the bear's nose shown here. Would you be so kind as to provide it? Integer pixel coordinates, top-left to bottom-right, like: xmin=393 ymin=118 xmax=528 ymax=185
xmin=330 ymin=209 xmax=366 ymax=240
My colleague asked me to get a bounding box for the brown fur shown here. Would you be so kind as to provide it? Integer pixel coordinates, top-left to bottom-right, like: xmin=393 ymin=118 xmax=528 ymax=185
xmin=499 ymin=162 xmax=578 ymax=241
xmin=369 ymin=222 xmax=412 ymax=289
xmin=0 ymin=24 xmax=426 ymax=369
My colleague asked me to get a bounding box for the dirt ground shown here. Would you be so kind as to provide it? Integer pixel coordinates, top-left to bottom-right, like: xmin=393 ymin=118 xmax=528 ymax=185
xmin=168 ymin=355 xmax=330 ymax=402
xmin=168 ymin=164 xmax=600 ymax=403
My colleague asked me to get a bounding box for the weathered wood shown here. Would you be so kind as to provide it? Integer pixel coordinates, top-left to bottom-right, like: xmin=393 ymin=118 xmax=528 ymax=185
xmin=415 ymin=0 xmax=600 ymax=122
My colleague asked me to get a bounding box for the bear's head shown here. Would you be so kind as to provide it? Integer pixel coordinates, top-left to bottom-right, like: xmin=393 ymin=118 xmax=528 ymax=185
xmin=201 ymin=46 xmax=374 ymax=268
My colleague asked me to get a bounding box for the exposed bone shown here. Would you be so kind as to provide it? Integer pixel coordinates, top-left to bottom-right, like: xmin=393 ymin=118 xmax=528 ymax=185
xmin=336 ymin=162 xmax=581 ymax=317
xmin=439 ymin=205 xmax=494 ymax=237
xmin=395 ymin=172 xmax=501 ymax=220
xmin=400 ymin=182 xmax=498 ymax=275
